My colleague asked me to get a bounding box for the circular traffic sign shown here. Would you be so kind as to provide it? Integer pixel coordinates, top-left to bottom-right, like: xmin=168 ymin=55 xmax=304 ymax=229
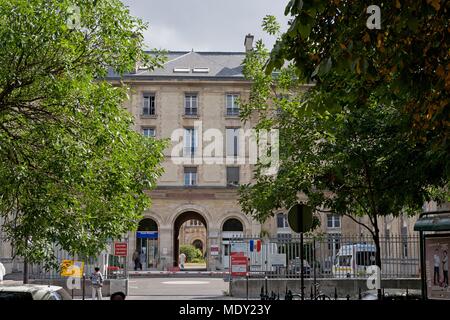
xmin=287 ymin=203 xmax=313 ymax=233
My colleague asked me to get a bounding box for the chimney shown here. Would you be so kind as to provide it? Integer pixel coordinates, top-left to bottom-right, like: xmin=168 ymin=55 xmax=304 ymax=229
xmin=244 ymin=34 xmax=254 ymax=52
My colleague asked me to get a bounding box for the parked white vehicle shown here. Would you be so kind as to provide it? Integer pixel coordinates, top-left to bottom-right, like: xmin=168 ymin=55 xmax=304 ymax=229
xmin=332 ymin=243 xmax=376 ymax=278
xmin=0 ymin=284 xmax=72 ymax=300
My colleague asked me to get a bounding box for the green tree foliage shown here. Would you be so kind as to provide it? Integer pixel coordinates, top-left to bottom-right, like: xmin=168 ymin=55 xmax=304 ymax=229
xmin=179 ymin=245 xmax=204 ymax=263
xmin=265 ymin=0 xmax=449 ymax=158
xmin=239 ymin=37 xmax=448 ymax=271
xmin=0 ymin=0 xmax=167 ymax=268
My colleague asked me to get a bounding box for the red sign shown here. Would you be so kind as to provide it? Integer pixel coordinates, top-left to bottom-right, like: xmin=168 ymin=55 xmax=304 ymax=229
xmin=231 ymin=256 xmax=248 ymax=277
xmin=114 ymin=242 xmax=128 ymax=256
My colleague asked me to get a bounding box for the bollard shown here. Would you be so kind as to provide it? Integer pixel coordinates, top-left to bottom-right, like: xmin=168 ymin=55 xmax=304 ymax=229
xmin=346 ymin=294 xmax=350 ymax=300
xmin=310 ymin=286 xmax=313 ymax=300
xmin=358 ymin=287 xmax=362 ymax=300
xmin=82 ymin=274 xmax=86 ymax=300
xmin=334 ymin=287 xmax=338 ymax=300
xmin=264 ymin=276 xmax=268 ymax=296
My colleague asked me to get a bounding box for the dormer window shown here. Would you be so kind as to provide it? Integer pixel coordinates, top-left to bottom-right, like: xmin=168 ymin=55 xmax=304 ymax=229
xmin=173 ymin=68 xmax=190 ymax=73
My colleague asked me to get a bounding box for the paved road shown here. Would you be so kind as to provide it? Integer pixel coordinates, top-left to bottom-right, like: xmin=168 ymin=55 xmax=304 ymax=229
xmin=127 ymin=277 xmax=231 ymax=300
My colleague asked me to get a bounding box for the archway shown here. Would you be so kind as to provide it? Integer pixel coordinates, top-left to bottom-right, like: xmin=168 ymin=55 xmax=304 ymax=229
xmin=136 ymin=218 xmax=159 ymax=269
xmin=192 ymin=239 xmax=204 ymax=252
xmin=173 ymin=211 xmax=207 ymax=269
xmin=223 ymin=218 xmax=244 ymax=232
xmin=221 ymin=218 xmax=244 ymax=270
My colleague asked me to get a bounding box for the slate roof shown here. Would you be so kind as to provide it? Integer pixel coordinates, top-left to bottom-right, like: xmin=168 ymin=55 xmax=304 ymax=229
xmin=107 ymin=51 xmax=247 ymax=80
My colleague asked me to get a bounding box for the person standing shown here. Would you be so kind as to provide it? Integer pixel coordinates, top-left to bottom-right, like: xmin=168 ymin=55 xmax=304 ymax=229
xmin=90 ymin=267 xmax=104 ymax=300
xmin=133 ymin=250 xmax=140 ymax=271
xmin=434 ymin=248 xmax=441 ymax=285
xmin=140 ymin=249 xmax=146 ymax=270
xmin=443 ymin=250 xmax=448 ymax=287
xmin=179 ymin=252 xmax=186 ymax=270
xmin=0 ymin=261 xmax=5 ymax=283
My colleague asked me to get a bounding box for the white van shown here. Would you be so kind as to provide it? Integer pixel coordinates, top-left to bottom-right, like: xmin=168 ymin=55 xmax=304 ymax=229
xmin=332 ymin=243 xmax=376 ymax=278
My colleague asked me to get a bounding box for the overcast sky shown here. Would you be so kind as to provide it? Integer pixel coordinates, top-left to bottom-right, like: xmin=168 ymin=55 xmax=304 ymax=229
xmin=120 ymin=0 xmax=290 ymax=52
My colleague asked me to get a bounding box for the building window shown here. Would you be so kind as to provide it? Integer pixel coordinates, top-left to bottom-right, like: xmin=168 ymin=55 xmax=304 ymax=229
xmin=226 ymin=94 xmax=239 ymax=116
xmin=327 ymin=214 xmax=341 ymax=229
xmin=184 ymin=128 xmax=198 ymax=157
xmin=226 ymin=167 xmax=240 ymax=186
xmin=226 ymin=128 xmax=239 ymax=157
xmin=276 ymin=213 xmax=289 ymax=229
xmin=142 ymin=128 xmax=155 ymax=138
xmin=143 ymin=93 xmax=156 ymax=115
xmin=184 ymin=167 xmax=197 ymax=186
xmin=185 ymin=94 xmax=198 ymax=116
xmin=327 ymin=234 xmax=341 ymax=252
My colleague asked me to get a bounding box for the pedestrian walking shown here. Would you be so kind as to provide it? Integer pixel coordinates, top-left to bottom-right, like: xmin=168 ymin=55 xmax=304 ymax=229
xmin=90 ymin=267 xmax=104 ymax=300
xmin=179 ymin=252 xmax=186 ymax=270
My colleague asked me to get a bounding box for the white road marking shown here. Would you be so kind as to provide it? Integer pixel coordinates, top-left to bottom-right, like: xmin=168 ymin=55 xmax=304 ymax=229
xmin=161 ymin=281 xmax=210 ymax=285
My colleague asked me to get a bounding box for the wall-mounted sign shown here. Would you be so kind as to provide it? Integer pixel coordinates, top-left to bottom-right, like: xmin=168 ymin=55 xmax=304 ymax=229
xmin=114 ymin=242 xmax=128 ymax=256
xmin=136 ymin=231 xmax=158 ymax=239
xmin=210 ymin=245 xmax=219 ymax=256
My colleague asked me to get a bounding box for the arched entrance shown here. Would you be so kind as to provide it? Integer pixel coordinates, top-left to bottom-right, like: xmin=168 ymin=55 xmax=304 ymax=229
xmin=136 ymin=218 xmax=159 ymax=269
xmin=221 ymin=218 xmax=244 ymax=269
xmin=173 ymin=211 xmax=207 ymax=269
xmin=192 ymin=239 xmax=204 ymax=252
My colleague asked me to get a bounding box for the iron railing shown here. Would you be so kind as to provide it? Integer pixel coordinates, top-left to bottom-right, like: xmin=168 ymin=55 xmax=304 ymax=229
xmin=228 ymin=234 xmax=420 ymax=279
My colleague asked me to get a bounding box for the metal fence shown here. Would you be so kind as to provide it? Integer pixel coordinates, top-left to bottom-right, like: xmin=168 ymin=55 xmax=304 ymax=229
xmin=28 ymin=240 xmax=127 ymax=280
xmin=230 ymin=234 xmax=420 ymax=279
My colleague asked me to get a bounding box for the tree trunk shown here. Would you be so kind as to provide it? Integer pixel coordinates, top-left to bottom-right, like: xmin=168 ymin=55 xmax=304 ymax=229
xmin=372 ymin=217 xmax=382 ymax=300
xmin=23 ymin=257 xmax=28 ymax=284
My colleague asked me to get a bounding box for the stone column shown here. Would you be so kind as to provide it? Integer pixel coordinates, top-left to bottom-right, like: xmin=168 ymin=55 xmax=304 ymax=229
xmin=207 ymin=229 xmax=220 ymax=271
xmin=127 ymin=231 xmax=136 ymax=270
xmin=158 ymin=225 xmax=173 ymax=270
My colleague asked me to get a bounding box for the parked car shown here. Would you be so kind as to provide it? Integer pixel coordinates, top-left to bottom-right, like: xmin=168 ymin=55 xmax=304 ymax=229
xmin=288 ymin=258 xmax=311 ymax=276
xmin=361 ymin=289 xmax=422 ymax=300
xmin=0 ymin=284 xmax=72 ymax=300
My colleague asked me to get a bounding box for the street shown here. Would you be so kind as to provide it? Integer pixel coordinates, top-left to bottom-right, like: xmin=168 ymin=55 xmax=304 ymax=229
xmin=126 ymin=277 xmax=230 ymax=300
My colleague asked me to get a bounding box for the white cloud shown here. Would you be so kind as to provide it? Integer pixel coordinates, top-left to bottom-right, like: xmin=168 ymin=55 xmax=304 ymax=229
xmin=121 ymin=0 xmax=290 ymax=52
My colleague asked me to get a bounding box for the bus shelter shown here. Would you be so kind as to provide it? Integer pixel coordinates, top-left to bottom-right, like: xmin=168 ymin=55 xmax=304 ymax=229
xmin=414 ymin=210 xmax=450 ymax=300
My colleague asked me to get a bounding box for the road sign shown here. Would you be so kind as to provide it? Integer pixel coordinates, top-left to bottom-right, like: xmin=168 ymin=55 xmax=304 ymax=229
xmin=136 ymin=231 xmax=158 ymax=239
xmin=114 ymin=242 xmax=128 ymax=256
xmin=288 ymin=203 xmax=313 ymax=233
xmin=231 ymin=256 xmax=248 ymax=277
xmin=60 ymin=260 xmax=84 ymax=278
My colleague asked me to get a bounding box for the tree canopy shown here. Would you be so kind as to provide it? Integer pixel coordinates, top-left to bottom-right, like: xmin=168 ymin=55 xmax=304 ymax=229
xmin=266 ymin=0 xmax=449 ymax=156
xmin=238 ymin=13 xmax=449 ymax=270
xmin=0 ymin=0 xmax=166 ymax=268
